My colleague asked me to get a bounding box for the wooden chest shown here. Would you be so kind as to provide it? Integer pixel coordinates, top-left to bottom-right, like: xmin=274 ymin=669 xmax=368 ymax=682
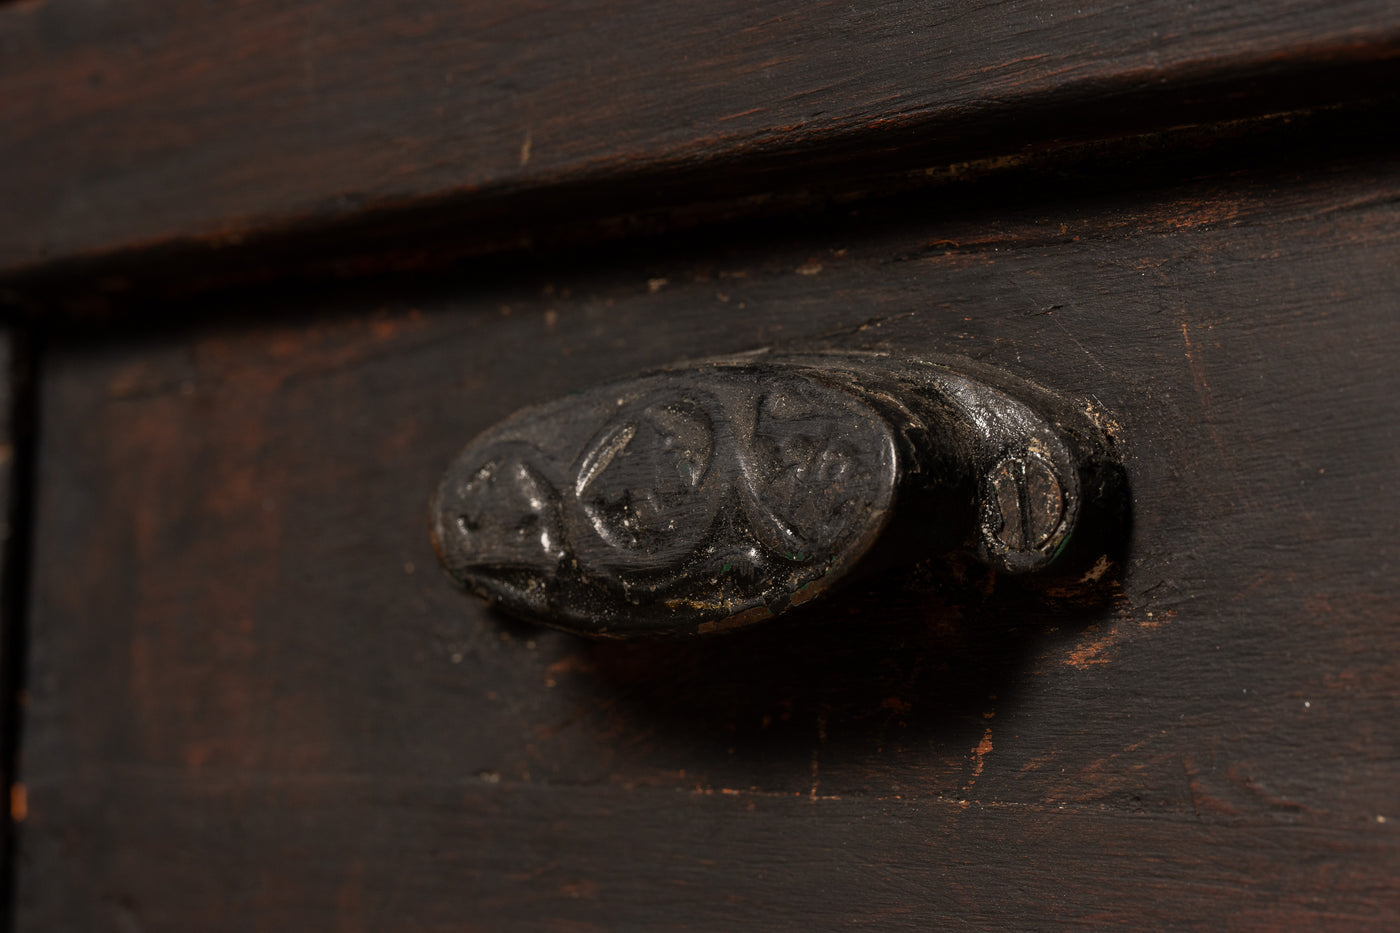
xmin=2 ymin=1 xmax=1399 ymax=928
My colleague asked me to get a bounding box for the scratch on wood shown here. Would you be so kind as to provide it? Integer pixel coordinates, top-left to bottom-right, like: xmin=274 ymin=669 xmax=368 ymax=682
xmin=1180 ymin=318 xmax=1252 ymax=506
xmin=1065 ymin=623 xmax=1117 ymax=668
xmin=967 ymin=726 xmax=994 ymax=786
xmin=1065 ymin=606 xmax=1174 ymax=669
xmin=1051 ymin=313 xmax=1114 ymax=376
xmin=1180 ymin=321 xmax=1210 ymax=394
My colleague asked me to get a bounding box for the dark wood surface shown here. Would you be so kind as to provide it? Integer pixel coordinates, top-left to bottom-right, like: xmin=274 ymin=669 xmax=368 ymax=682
xmin=16 ymin=136 xmax=1400 ymax=928
xmin=2 ymin=0 xmax=1399 ymax=283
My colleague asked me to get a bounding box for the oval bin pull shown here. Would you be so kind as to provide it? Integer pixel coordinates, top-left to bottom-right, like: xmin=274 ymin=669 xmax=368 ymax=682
xmin=431 ymin=350 xmax=1121 ymax=638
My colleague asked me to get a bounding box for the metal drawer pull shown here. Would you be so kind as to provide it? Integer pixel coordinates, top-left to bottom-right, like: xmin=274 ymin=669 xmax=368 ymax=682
xmin=430 ymin=350 xmax=1121 ymax=638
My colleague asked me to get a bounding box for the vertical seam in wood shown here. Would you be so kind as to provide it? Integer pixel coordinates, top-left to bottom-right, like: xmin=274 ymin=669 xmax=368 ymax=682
xmin=0 ymin=325 xmax=39 ymax=933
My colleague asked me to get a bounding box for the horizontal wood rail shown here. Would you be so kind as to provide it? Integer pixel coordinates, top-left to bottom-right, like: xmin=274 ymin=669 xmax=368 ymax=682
xmin=2 ymin=0 xmax=1399 ymax=289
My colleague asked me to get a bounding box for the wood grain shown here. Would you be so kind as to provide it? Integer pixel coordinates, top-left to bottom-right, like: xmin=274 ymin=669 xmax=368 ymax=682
xmin=16 ymin=147 xmax=1400 ymax=928
xmin=1 ymin=0 xmax=1398 ymax=281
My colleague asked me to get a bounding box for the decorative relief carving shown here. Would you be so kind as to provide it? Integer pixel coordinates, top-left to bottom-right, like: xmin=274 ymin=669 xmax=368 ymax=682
xmin=738 ymin=379 xmax=892 ymax=562
xmin=573 ymin=395 xmax=719 ymax=567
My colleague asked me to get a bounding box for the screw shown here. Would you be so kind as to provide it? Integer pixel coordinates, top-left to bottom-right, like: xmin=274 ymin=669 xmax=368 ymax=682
xmin=986 ymin=454 xmax=1064 ymax=551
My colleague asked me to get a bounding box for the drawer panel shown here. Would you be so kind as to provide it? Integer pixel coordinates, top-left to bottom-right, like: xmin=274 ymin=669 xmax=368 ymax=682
xmin=18 ymin=158 xmax=1400 ymax=929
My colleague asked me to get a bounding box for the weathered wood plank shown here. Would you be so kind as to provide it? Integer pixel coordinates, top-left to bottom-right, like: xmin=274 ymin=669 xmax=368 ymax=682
xmin=1 ymin=0 xmax=1398 ymax=278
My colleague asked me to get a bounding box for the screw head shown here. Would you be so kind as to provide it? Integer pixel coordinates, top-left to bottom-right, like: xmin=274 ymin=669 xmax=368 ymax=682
xmin=985 ymin=453 xmax=1064 ymax=552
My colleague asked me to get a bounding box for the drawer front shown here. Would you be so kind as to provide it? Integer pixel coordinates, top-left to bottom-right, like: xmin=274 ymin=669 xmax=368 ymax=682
xmin=16 ymin=151 xmax=1400 ymax=928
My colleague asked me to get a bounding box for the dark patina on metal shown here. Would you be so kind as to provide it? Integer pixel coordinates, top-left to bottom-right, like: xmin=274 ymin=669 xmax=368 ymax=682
xmin=431 ymin=350 xmax=1121 ymax=637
